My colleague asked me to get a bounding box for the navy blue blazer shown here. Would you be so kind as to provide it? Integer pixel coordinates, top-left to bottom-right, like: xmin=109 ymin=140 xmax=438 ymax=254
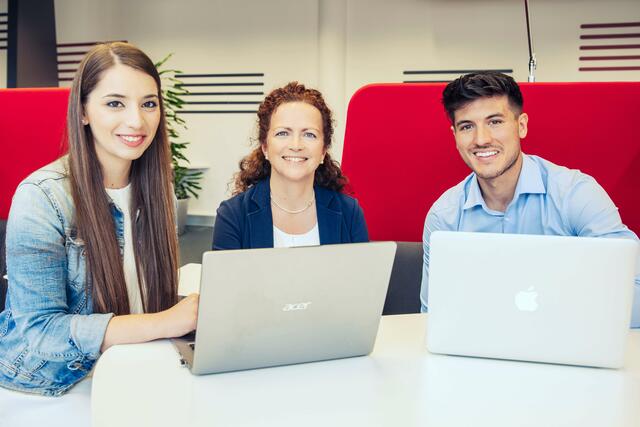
xmin=212 ymin=179 xmax=369 ymax=249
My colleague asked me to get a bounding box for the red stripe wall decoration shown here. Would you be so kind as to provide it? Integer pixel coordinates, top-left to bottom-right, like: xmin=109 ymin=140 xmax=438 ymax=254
xmin=579 ymin=22 xmax=640 ymax=72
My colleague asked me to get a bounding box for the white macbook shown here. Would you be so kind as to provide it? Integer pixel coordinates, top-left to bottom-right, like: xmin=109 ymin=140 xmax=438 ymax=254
xmin=426 ymin=231 xmax=638 ymax=368
xmin=173 ymin=242 xmax=397 ymax=374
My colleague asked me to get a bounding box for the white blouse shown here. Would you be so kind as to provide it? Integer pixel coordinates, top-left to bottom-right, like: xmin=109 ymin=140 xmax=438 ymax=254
xmin=273 ymin=223 xmax=320 ymax=248
xmin=105 ymin=184 xmax=143 ymax=314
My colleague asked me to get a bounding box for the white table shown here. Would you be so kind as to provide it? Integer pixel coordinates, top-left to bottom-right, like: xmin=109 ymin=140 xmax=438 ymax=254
xmin=92 ymin=314 xmax=640 ymax=427
xmin=0 ymin=374 xmax=91 ymax=427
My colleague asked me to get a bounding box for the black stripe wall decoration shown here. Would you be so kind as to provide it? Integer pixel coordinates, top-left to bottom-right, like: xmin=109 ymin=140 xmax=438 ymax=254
xmin=0 ymin=12 xmax=8 ymax=51
xmin=579 ymin=22 xmax=640 ymax=72
xmin=176 ymin=73 xmax=264 ymax=114
xmin=57 ymin=41 xmax=127 ymax=83
xmin=403 ymin=69 xmax=514 ymax=83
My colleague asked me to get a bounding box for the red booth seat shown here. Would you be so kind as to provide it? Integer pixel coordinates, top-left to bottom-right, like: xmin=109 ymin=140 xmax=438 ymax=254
xmin=0 ymin=88 xmax=70 ymax=219
xmin=342 ymin=82 xmax=640 ymax=242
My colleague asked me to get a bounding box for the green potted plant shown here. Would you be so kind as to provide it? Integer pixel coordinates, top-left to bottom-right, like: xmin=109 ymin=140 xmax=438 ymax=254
xmin=156 ymin=54 xmax=203 ymax=235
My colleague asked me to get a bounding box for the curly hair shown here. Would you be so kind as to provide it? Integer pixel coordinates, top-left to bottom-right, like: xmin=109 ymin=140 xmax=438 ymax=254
xmin=232 ymin=82 xmax=348 ymax=194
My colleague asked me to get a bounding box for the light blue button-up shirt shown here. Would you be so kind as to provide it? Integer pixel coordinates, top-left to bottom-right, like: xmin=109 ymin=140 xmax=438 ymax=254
xmin=420 ymin=154 xmax=640 ymax=327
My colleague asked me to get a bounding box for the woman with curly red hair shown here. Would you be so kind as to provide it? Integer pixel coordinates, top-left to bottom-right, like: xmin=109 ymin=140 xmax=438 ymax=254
xmin=212 ymin=82 xmax=368 ymax=249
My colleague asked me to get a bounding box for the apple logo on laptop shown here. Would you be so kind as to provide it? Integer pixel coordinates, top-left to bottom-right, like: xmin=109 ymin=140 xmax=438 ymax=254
xmin=515 ymin=286 xmax=539 ymax=312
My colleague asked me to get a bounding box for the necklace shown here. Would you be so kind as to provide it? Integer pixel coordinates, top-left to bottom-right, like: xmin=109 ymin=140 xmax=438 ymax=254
xmin=270 ymin=192 xmax=315 ymax=214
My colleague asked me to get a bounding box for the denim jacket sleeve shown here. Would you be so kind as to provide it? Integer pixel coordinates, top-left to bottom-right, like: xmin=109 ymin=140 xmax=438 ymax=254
xmin=6 ymin=182 xmax=113 ymax=362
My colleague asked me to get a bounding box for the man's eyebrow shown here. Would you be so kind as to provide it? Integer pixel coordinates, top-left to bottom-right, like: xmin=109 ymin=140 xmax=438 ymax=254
xmin=455 ymin=112 xmax=508 ymax=127
xmin=454 ymin=119 xmax=473 ymax=127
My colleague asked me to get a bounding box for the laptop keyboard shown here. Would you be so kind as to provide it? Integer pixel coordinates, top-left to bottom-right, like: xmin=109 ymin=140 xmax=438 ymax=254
xmin=178 ymin=331 xmax=196 ymax=350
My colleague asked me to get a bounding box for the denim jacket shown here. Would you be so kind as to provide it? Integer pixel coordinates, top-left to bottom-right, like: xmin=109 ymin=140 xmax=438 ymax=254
xmin=0 ymin=157 xmax=126 ymax=396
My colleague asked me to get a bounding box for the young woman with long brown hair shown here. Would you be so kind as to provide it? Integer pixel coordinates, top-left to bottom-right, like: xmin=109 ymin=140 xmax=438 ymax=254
xmin=212 ymin=82 xmax=368 ymax=249
xmin=0 ymin=43 xmax=197 ymax=396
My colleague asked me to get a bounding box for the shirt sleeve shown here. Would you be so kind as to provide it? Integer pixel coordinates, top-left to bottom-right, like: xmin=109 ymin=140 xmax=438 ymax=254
xmin=420 ymin=208 xmax=443 ymax=313
xmin=565 ymin=177 xmax=640 ymax=328
xmin=6 ymin=183 xmax=113 ymax=363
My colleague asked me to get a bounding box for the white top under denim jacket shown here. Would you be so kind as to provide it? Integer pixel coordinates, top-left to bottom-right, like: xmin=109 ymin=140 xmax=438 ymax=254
xmin=105 ymin=185 xmax=143 ymax=314
xmin=0 ymin=157 xmax=133 ymax=396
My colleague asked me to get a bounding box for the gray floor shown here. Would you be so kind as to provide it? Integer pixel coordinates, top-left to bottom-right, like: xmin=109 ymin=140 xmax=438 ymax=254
xmin=178 ymin=226 xmax=213 ymax=266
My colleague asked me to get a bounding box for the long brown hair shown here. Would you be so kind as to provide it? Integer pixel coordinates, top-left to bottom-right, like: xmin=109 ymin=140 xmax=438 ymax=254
xmin=67 ymin=42 xmax=178 ymax=315
xmin=233 ymin=81 xmax=347 ymax=194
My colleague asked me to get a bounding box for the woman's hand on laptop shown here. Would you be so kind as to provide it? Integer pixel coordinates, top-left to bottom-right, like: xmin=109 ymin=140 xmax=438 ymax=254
xmin=160 ymin=293 xmax=199 ymax=338
xmin=100 ymin=294 xmax=199 ymax=352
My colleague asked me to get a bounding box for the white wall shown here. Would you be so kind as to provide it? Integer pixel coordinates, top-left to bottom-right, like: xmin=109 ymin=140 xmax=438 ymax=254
xmin=3 ymin=0 xmax=638 ymax=221
xmin=346 ymin=0 xmax=529 ymax=98
xmin=345 ymin=0 xmax=640 ymax=98
xmin=531 ymin=0 xmax=640 ymax=81
xmin=54 ymin=0 xmax=319 ymax=221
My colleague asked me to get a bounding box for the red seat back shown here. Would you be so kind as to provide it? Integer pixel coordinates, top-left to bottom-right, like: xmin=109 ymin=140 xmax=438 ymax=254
xmin=342 ymin=82 xmax=640 ymax=241
xmin=0 ymin=88 xmax=70 ymax=219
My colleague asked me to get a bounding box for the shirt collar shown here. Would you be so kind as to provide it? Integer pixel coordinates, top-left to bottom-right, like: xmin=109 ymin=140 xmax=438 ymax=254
xmin=463 ymin=153 xmax=546 ymax=211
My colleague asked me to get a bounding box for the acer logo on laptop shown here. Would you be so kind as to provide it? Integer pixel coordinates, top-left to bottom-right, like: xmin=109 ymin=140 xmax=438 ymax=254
xmin=282 ymin=302 xmax=312 ymax=312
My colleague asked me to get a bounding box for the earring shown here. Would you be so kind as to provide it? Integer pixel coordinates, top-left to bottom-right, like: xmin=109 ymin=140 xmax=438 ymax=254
xmin=82 ymin=119 xmax=88 ymax=125
xmin=265 ymin=154 xmax=269 ymax=161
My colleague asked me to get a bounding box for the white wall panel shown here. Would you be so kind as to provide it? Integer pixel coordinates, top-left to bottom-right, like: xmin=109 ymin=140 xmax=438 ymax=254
xmin=528 ymin=0 xmax=640 ymax=81
xmin=54 ymin=0 xmax=320 ymax=218
xmin=345 ymin=0 xmax=639 ymax=103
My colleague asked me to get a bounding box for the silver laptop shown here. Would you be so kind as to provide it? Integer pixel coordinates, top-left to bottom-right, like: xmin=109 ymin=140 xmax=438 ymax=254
xmin=426 ymin=231 xmax=638 ymax=368
xmin=173 ymin=242 xmax=397 ymax=375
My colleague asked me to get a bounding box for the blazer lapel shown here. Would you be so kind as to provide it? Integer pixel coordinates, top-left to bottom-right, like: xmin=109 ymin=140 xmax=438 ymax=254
xmin=315 ymin=186 xmax=342 ymax=244
xmin=248 ymin=180 xmax=274 ymax=248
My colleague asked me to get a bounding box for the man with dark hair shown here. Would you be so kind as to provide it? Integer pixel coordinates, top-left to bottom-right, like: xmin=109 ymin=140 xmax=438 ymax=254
xmin=420 ymin=71 xmax=640 ymax=327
